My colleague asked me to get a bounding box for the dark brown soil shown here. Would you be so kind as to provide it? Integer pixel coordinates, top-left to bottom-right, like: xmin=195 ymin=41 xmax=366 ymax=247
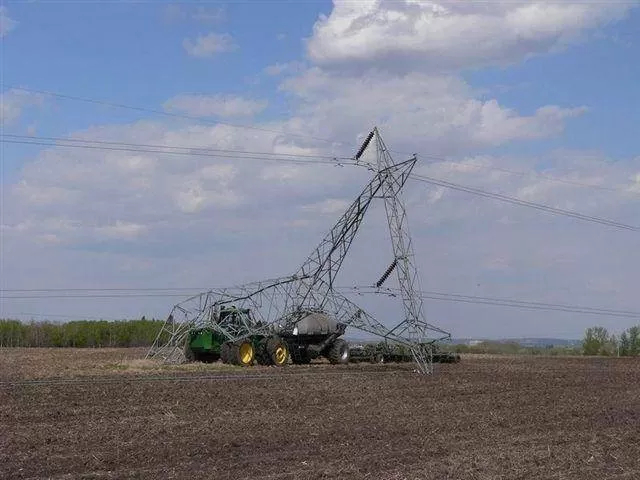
xmin=1 ymin=349 xmax=639 ymax=479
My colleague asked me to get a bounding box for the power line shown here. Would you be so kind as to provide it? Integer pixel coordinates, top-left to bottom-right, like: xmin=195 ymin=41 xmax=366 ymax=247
xmin=337 ymin=286 xmax=640 ymax=319
xmin=5 ymin=90 xmax=638 ymax=233
xmin=4 ymin=85 xmax=347 ymax=146
xmin=409 ymin=173 xmax=640 ymax=232
xmin=7 ymin=86 xmax=633 ymax=195
xmin=2 ymin=293 xmax=199 ymax=299
xmin=5 ymin=135 xmax=637 ymax=232
xmin=429 ymin=159 xmax=637 ymax=195
xmin=0 ymin=287 xmax=203 ymax=293
xmin=4 ymin=286 xmax=640 ymax=320
xmin=3 ymin=134 xmax=353 ymax=161
xmin=7 ymin=133 xmax=635 ymax=196
xmin=3 ymin=136 xmax=357 ymax=167
xmin=4 ymin=85 xmax=633 ymax=193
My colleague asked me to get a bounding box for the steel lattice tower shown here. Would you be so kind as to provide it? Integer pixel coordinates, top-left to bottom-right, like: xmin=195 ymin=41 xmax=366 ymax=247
xmin=147 ymin=127 xmax=451 ymax=373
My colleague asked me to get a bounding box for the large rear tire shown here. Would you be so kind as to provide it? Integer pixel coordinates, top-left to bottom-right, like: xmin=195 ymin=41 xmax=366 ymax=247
xmin=256 ymin=338 xmax=271 ymax=365
xmin=233 ymin=340 xmax=255 ymax=366
xmin=327 ymin=339 xmax=350 ymax=365
xmin=256 ymin=337 xmax=289 ymax=366
xmin=291 ymin=346 xmax=311 ymax=365
xmin=220 ymin=342 xmax=233 ymax=364
xmin=267 ymin=337 xmax=289 ymax=366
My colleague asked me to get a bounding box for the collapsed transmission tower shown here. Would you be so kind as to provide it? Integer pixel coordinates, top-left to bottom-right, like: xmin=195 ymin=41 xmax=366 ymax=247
xmin=147 ymin=128 xmax=451 ymax=373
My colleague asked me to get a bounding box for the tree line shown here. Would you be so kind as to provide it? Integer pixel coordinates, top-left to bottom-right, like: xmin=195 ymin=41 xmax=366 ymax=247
xmin=0 ymin=318 xmax=168 ymax=348
xmin=2 ymin=318 xmax=638 ymax=356
xmin=453 ymin=341 xmax=581 ymax=356
xmin=582 ymin=325 xmax=640 ymax=356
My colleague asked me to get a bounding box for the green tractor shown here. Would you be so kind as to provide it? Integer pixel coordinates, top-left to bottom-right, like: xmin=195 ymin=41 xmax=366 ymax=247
xmin=183 ymin=306 xmax=350 ymax=367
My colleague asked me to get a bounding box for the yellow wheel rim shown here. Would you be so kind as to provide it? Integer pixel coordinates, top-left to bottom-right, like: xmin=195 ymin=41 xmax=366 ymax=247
xmin=274 ymin=345 xmax=287 ymax=365
xmin=239 ymin=343 xmax=253 ymax=365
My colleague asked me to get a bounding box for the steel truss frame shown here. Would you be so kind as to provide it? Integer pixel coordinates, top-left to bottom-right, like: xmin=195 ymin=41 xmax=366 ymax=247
xmin=147 ymin=128 xmax=451 ymax=373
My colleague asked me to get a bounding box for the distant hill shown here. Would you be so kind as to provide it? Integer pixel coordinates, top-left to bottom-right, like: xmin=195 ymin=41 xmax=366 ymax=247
xmin=344 ymin=335 xmax=581 ymax=348
xmin=452 ymin=338 xmax=581 ymax=347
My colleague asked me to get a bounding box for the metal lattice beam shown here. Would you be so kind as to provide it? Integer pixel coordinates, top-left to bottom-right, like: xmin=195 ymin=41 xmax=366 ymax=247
xmin=147 ymin=127 xmax=451 ymax=374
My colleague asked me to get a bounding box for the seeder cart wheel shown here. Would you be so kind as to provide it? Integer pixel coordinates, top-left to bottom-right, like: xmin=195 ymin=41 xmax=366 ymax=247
xmin=327 ymin=339 xmax=350 ymax=365
xmin=267 ymin=337 xmax=289 ymax=366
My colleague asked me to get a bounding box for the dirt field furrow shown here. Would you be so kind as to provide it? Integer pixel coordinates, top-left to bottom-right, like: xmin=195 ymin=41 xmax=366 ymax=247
xmin=1 ymin=348 xmax=639 ymax=479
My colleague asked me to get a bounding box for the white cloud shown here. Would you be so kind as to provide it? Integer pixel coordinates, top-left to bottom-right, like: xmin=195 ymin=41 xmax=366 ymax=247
xmin=264 ymin=61 xmax=305 ymax=77
xmin=4 ymin=0 xmax=640 ymax=337
xmin=280 ymin=69 xmax=587 ymax=154
xmin=162 ymin=4 xmax=187 ymax=23
xmin=3 ymin=120 xmax=361 ymax=249
xmin=5 ymin=115 xmax=640 ymax=336
xmin=307 ymin=0 xmax=634 ymax=73
xmin=192 ymin=6 xmax=226 ymax=23
xmin=163 ymin=5 xmax=225 ymax=24
xmin=183 ymin=32 xmax=236 ymax=57
xmin=1 ymin=89 xmax=45 ymax=125
xmin=96 ymin=221 xmax=147 ymax=240
xmin=0 ymin=6 xmax=17 ymax=38
xmin=301 ymin=198 xmax=351 ymax=215
xmin=164 ymin=94 xmax=268 ymax=118
xmin=265 ymin=63 xmax=290 ymax=76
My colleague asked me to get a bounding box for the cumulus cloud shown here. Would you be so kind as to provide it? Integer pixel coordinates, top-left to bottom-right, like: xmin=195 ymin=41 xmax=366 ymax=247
xmin=0 ymin=6 xmax=17 ymax=37
xmin=3 ymin=121 xmax=363 ymax=249
xmin=307 ymin=0 xmax=634 ymax=73
xmin=95 ymin=221 xmax=148 ymax=240
xmin=4 ymin=0 xmax=639 ymax=336
xmin=164 ymin=94 xmax=268 ymax=118
xmin=301 ymin=198 xmax=352 ymax=215
xmin=5 ymin=114 xmax=640 ymax=335
xmin=192 ymin=6 xmax=226 ymax=23
xmin=264 ymin=62 xmax=305 ymax=77
xmin=1 ymin=89 xmax=45 ymax=125
xmin=280 ymin=69 xmax=587 ymax=154
xmin=183 ymin=32 xmax=236 ymax=57
xmin=164 ymin=4 xmax=225 ymax=24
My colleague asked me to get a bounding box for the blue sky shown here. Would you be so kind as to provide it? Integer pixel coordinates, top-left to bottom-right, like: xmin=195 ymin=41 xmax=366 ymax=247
xmin=2 ymin=1 xmax=640 ymax=339
xmin=3 ymin=1 xmax=333 ymax=179
xmin=3 ymin=2 xmax=324 ymax=121
xmin=467 ymin=7 xmax=640 ymax=159
xmin=4 ymin=2 xmax=639 ymax=167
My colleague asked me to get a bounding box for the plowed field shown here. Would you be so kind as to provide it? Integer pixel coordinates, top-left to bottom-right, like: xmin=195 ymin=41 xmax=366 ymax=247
xmin=1 ymin=348 xmax=639 ymax=479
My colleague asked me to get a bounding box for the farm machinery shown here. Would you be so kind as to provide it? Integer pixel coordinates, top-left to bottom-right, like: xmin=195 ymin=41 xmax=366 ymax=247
xmin=147 ymin=127 xmax=452 ymax=374
xmin=183 ymin=306 xmax=350 ymax=366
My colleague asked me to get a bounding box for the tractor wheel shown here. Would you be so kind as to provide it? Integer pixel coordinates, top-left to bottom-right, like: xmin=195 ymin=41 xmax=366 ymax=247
xmin=266 ymin=337 xmax=289 ymax=366
xmin=291 ymin=346 xmax=311 ymax=365
xmin=220 ymin=342 xmax=233 ymax=364
xmin=233 ymin=340 xmax=255 ymax=366
xmin=327 ymin=339 xmax=350 ymax=365
xmin=256 ymin=338 xmax=271 ymax=365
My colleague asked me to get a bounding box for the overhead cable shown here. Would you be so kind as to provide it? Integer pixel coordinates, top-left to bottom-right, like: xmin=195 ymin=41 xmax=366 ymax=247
xmin=409 ymin=173 xmax=639 ymax=232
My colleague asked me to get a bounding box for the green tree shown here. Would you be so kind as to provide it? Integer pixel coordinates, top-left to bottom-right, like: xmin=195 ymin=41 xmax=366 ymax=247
xmin=628 ymin=326 xmax=640 ymax=356
xmin=583 ymin=326 xmax=615 ymax=356
xmin=620 ymin=331 xmax=631 ymax=356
